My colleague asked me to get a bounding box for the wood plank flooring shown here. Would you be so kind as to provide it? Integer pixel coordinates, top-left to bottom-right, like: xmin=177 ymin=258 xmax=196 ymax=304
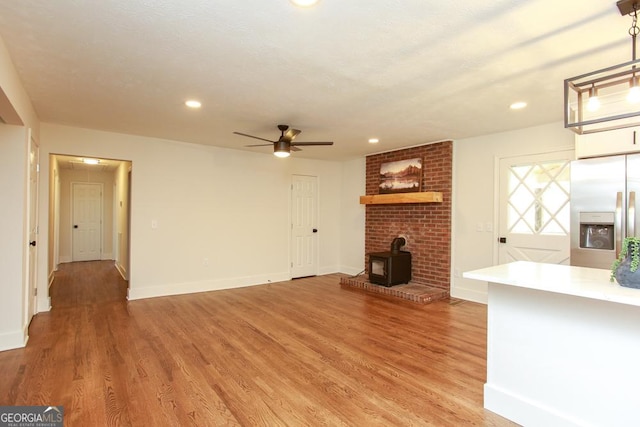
xmin=0 ymin=261 xmax=516 ymax=426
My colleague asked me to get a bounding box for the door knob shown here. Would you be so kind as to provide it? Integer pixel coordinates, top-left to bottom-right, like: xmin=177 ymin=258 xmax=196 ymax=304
xmin=29 ymin=241 xmax=36 ymax=247
xmin=313 ymin=228 xmax=318 ymax=233
xmin=74 ymin=225 xmax=78 ymax=229
xmin=498 ymin=237 xmax=507 ymax=243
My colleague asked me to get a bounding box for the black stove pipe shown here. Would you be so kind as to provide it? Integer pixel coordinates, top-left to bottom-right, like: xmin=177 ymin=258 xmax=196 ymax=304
xmin=390 ymin=237 xmax=406 ymax=254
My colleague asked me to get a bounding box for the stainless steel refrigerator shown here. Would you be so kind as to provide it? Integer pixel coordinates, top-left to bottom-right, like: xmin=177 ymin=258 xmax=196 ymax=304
xmin=570 ymin=153 xmax=640 ymax=269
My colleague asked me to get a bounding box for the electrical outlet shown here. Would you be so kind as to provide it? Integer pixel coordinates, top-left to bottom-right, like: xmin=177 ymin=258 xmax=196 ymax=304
xmin=203 ymin=258 xmax=209 ymax=266
xmin=476 ymin=222 xmax=484 ymax=232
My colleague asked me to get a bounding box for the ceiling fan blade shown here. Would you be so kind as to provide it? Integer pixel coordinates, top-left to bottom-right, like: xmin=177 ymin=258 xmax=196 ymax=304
xmin=291 ymin=146 xmax=302 ymax=152
xmin=245 ymin=143 xmax=274 ymax=147
xmin=290 ymin=141 xmax=334 ymax=146
xmin=283 ymin=128 xmax=302 ymax=141
xmin=233 ymin=132 xmax=276 ymax=143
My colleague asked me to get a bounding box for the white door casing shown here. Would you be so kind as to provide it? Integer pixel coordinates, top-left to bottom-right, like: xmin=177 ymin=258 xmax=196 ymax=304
xmin=498 ymin=151 xmax=572 ymax=265
xmin=72 ymin=182 xmax=103 ymax=261
xmin=291 ymin=175 xmax=318 ymax=278
xmin=628 ymin=154 xmax=640 ymax=238
xmin=26 ymin=134 xmax=39 ymax=324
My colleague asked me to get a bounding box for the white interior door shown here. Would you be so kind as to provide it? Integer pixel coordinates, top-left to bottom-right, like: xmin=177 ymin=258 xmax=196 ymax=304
xmin=291 ymin=175 xmax=318 ymax=278
xmin=72 ymin=182 xmax=103 ymax=261
xmin=498 ymin=151 xmax=572 ymax=264
xmin=26 ymin=134 xmax=39 ymax=322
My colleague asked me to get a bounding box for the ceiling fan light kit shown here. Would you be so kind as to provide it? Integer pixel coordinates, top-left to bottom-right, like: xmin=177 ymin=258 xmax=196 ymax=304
xmin=564 ymin=0 xmax=640 ymax=134
xmin=233 ymin=124 xmax=333 ymax=158
xmin=274 ymin=140 xmax=291 ymax=158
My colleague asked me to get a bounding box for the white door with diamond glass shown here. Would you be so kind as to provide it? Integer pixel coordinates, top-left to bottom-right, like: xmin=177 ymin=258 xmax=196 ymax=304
xmin=498 ymin=152 xmax=572 ymax=265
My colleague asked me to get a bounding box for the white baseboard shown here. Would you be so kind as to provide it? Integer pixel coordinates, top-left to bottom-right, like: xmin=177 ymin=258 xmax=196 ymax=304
xmin=318 ymin=265 xmax=340 ymax=275
xmin=339 ymin=265 xmax=366 ymax=276
xmin=48 ymin=270 xmax=55 ymax=288
xmin=0 ymin=328 xmax=28 ymax=352
xmin=59 ymin=256 xmax=115 ymax=263
xmin=450 ymin=286 xmax=487 ymax=304
xmin=37 ymin=296 xmax=51 ymax=313
xmin=127 ymin=271 xmax=291 ymax=301
xmin=484 ymin=383 xmax=585 ymax=427
xmin=22 ymin=323 xmax=30 ymax=347
xmin=115 ymin=263 xmax=127 ymax=281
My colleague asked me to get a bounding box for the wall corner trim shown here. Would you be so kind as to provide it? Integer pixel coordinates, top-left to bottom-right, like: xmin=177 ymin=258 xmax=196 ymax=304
xmin=0 ymin=328 xmax=28 ymax=352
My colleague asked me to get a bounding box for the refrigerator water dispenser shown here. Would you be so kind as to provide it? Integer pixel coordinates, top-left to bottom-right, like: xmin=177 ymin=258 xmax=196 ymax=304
xmin=579 ymin=212 xmax=615 ymax=250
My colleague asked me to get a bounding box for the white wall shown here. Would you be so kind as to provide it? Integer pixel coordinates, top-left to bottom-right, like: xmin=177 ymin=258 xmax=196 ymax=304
xmin=0 ymin=124 xmax=30 ymax=350
xmin=451 ymin=122 xmax=574 ymax=303
xmin=37 ymin=124 xmax=348 ymax=302
xmin=339 ymin=157 xmax=366 ymax=275
xmin=0 ymin=35 xmax=39 ymax=351
xmin=114 ymin=162 xmax=131 ymax=279
xmin=287 ymin=158 xmax=346 ymax=275
xmin=0 ymin=37 xmax=38 ymax=132
xmin=48 ymin=155 xmax=59 ymax=280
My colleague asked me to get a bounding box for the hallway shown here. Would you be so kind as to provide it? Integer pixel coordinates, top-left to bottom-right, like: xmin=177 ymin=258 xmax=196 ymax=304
xmin=50 ymin=261 xmax=128 ymax=307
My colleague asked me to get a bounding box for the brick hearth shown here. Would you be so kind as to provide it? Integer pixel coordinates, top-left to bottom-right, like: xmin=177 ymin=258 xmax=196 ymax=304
xmin=340 ymin=275 xmax=449 ymax=304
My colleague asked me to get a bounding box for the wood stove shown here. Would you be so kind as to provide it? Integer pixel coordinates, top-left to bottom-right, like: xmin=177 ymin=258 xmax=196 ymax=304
xmin=368 ymin=237 xmax=412 ymax=287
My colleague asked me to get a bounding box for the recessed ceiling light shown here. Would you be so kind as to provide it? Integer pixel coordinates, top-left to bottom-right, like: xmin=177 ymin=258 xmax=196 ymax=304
xmin=290 ymin=0 xmax=320 ymax=7
xmin=83 ymin=158 xmax=100 ymax=165
xmin=185 ymin=100 xmax=202 ymax=109
xmin=368 ymin=138 xmax=379 ymax=144
xmin=510 ymin=101 xmax=527 ymax=110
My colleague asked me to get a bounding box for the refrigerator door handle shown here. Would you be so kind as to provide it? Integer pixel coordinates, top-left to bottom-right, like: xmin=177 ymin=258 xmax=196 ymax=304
xmin=629 ymin=191 xmax=636 ymax=237
xmin=616 ymin=191 xmax=623 ymax=258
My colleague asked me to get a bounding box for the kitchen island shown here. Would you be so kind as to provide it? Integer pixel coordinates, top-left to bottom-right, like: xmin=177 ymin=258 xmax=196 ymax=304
xmin=464 ymin=261 xmax=640 ymax=427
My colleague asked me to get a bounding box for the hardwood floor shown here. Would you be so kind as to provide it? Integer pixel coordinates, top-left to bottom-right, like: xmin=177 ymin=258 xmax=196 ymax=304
xmin=0 ymin=261 xmax=516 ymax=426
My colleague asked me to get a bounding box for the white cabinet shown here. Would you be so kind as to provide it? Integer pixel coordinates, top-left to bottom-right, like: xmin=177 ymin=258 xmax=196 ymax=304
xmin=575 ymin=126 xmax=640 ymax=158
xmin=464 ymin=262 xmax=640 ymax=427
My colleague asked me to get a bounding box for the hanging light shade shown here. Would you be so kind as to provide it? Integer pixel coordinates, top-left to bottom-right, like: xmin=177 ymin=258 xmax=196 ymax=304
xmin=565 ymin=0 xmax=640 ymax=134
xmin=274 ymin=140 xmax=291 ymax=158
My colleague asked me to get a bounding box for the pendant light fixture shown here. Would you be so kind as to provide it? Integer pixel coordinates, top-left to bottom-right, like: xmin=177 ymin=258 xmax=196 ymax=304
xmin=565 ymin=0 xmax=640 ymax=134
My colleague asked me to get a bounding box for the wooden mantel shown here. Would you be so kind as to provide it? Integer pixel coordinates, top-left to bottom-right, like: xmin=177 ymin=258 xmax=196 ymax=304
xmin=359 ymin=192 xmax=443 ymax=205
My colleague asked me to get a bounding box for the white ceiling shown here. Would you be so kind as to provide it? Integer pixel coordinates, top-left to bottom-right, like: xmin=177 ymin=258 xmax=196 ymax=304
xmin=0 ymin=0 xmax=632 ymax=160
xmin=55 ymin=154 xmax=122 ymax=173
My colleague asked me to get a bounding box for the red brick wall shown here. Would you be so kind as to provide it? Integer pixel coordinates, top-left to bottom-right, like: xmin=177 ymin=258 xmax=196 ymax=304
xmin=365 ymin=141 xmax=452 ymax=290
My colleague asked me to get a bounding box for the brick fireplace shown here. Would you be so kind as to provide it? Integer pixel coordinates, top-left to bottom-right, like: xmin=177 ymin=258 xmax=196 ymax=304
xmin=364 ymin=141 xmax=452 ymax=291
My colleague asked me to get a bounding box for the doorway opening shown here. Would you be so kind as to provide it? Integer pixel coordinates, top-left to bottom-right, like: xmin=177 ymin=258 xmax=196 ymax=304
xmin=49 ymin=154 xmax=132 ymax=306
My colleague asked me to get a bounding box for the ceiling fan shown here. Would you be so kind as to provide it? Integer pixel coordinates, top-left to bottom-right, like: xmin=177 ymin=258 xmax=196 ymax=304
xmin=233 ymin=124 xmax=333 ymax=158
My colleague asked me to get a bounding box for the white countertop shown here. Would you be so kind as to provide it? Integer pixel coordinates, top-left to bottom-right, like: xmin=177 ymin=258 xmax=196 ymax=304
xmin=463 ymin=261 xmax=640 ymax=307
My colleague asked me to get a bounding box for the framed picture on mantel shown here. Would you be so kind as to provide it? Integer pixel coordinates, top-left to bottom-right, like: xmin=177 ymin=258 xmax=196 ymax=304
xmin=379 ymin=158 xmax=422 ymax=194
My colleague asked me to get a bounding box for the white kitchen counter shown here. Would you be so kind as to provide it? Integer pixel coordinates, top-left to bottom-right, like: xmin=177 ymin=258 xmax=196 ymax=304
xmin=464 ymin=260 xmax=640 ymax=307
xmin=464 ymin=261 xmax=640 ymax=427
